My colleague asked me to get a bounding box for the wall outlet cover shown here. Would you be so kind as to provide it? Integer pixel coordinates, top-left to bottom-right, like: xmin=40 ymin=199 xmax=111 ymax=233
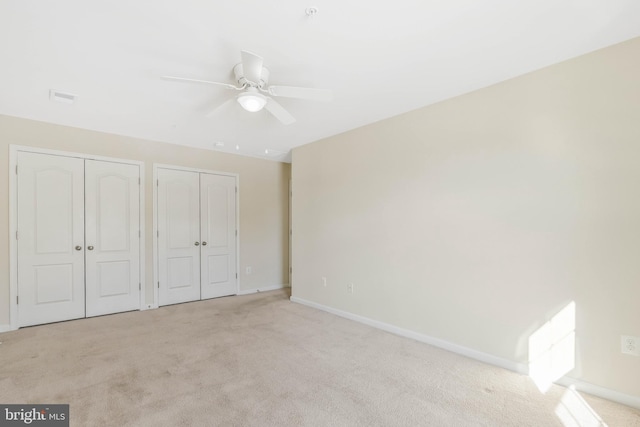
xmin=621 ymin=335 xmax=639 ymax=356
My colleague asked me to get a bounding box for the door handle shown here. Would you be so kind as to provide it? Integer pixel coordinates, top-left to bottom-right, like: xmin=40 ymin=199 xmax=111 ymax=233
xmin=75 ymin=246 xmax=82 ymax=251
xmin=87 ymin=246 xmax=94 ymax=251
xmin=201 ymin=241 xmax=207 ymax=246
xmin=194 ymin=242 xmax=200 ymax=246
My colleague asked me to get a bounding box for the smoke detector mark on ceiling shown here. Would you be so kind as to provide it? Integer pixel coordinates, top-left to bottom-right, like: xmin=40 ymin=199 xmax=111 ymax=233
xmin=49 ymin=90 xmax=77 ymax=104
xmin=264 ymin=149 xmax=286 ymax=158
xmin=305 ymin=7 xmax=318 ymax=17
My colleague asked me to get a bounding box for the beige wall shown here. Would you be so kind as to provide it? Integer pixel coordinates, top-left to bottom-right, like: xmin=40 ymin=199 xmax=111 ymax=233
xmin=0 ymin=115 xmax=291 ymax=325
xmin=291 ymin=37 xmax=640 ymax=396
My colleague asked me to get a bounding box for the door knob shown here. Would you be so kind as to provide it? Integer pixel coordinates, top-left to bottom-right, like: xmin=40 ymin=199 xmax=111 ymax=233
xmin=202 ymin=241 xmax=207 ymax=246
xmin=194 ymin=242 xmax=200 ymax=246
xmin=75 ymin=246 xmax=82 ymax=251
xmin=87 ymin=246 xmax=94 ymax=250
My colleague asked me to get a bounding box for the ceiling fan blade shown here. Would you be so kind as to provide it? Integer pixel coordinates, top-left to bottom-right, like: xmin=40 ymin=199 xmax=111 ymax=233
xmin=241 ymin=50 xmax=264 ymax=85
xmin=161 ymin=75 xmax=237 ymax=90
xmin=264 ymin=98 xmax=296 ymax=125
xmin=268 ymin=85 xmax=332 ymax=101
xmin=205 ymin=98 xmax=236 ymax=117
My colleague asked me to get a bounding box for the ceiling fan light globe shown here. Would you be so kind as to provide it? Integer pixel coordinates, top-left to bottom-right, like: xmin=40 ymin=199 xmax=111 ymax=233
xmin=237 ymin=92 xmax=267 ymax=112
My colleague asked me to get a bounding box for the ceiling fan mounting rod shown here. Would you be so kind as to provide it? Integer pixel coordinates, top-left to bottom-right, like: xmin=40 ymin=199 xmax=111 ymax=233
xmin=233 ymin=62 xmax=269 ymax=89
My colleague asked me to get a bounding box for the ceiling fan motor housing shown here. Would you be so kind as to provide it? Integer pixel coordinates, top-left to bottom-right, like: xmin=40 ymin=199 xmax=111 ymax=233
xmin=233 ymin=63 xmax=269 ymax=88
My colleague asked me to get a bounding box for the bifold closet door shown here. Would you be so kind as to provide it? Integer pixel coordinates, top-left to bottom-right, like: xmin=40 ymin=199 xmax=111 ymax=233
xmin=157 ymin=168 xmax=238 ymax=305
xmin=85 ymin=160 xmax=141 ymax=317
xmin=17 ymin=152 xmax=142 ymax=327
xmin=17 ymin=152 xmax=86 ymax=327
xmin=157 ymin=168 xmax=201 ymax=306
xmin=200 ymin=173 xmax=237 ymax=299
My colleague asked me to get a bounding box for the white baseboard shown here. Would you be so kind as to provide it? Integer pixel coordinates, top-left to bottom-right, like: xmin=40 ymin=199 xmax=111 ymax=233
xmin=290 ymin=296 xmax=640 ymax=410
xmin=556 ymin=377 xmax=640 ymax=410
xmin=238 ymin=284 xmax=288 ymax=296
xmin=0 ymin=324 xmax=14 ymax=333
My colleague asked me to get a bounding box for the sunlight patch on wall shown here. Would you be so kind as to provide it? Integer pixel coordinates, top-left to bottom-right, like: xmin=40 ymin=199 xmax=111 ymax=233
xmin=555 ymin=385 xmax=607 ymax=427
xmin=528 ymin=301 xmax=576 ymax=393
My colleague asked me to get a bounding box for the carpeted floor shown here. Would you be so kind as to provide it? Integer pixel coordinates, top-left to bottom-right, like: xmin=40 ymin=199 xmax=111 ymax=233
xmin=0 ymin=289 xmax=638 ymax=426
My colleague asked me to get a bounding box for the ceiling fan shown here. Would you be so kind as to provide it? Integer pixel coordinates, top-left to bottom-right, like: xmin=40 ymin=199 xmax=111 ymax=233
xmin=162 ymin=50 xmax=332 ymax=125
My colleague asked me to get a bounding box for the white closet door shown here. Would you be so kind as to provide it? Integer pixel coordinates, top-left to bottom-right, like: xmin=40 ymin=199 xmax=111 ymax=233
xmin=158 ymin=168 xmax=201 ymax=305
xmin=200 ymin=173 xmax=237 ymax=299
xmin=85 ymin=160 xmax=141 ymax=317
xmin=17 ymin=152 xmax=85 ymax=327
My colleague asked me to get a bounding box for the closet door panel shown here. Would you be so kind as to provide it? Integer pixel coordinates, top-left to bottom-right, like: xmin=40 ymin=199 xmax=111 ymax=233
xmin=200 ymin=173 xmax=237 ymax=299
xmin=85 ymin=160 xmax=141 ymax=317
xmin=158 ymin=168 xmax=201 ymax=305
xmin=17 ymin=152 xmax=85 ymax=326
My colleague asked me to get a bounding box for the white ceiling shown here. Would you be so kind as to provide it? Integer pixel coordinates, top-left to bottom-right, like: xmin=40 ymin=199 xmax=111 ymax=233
xmin=1 ymin=1 xmax=639 ymax=163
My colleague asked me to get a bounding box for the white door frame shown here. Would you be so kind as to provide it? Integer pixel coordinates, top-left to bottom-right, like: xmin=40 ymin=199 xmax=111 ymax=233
xmin=8 ymin=145 xmax=146 ymax=331
xmin=152 ymin=164 xmax=240 ymax=309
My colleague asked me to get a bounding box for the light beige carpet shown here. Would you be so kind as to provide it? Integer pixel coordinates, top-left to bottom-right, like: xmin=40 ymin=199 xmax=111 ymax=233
xmin=0 ymin=289 xmax=638 ymax=426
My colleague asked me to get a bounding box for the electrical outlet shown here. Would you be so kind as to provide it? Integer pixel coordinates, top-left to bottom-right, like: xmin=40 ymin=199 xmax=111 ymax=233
xmin=322 ymin=277 xmax=327 ymax=287
xmin=245 ymin=266 xmax=252 ymax=275
xmin=621 ymin=335 xmax=639 ymax=356
xmin=347 ymin=283 xmax=354 ymax=294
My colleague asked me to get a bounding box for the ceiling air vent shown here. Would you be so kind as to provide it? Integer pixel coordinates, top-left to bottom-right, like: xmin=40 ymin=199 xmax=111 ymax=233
xmin=49 ymin=90 xmax=77 ymax=104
